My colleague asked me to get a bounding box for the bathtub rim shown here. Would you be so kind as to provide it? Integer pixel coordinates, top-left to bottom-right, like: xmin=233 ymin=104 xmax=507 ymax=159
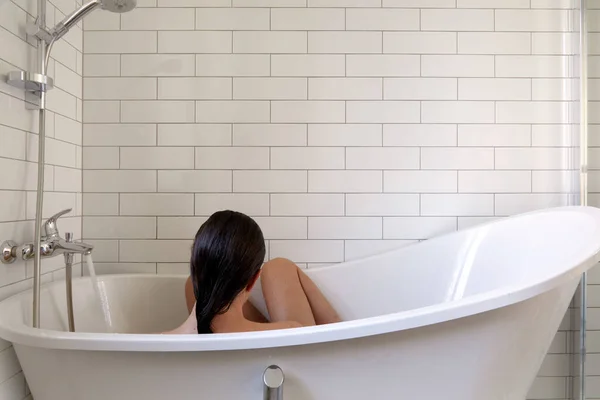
xmin=0 ymin=206 xmax=599 ymax=352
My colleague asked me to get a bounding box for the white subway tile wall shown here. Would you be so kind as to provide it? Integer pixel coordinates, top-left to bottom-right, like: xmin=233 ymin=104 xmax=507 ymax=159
xmin=74 ymin=0 xmax=580 ymax=399
xmin=0 ymin=0 xmax=83 ymax=397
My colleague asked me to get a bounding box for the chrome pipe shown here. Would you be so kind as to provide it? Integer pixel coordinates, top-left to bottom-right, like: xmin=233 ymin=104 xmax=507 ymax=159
xmin=32 ymin=0 xmax=48 ymax=329
xmin=579 ymin=1 xmax=589 ymax=399
xmin=263 ymin=365 xmax=284 ymax=400
xmin=64 ymin=233 xmax=75 ymax=333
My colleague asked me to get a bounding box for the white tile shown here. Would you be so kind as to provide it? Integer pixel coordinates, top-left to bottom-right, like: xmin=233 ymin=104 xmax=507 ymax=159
xmin=532 ymin=32 xmax=577 ymax=55
xmin=84 ymin=31 xmax=157 ymax=54
xmin=233 ymin=124 xmax=307 ymax=146
xmin=120 ymin=147 xmax=194 ymax=169
xmin=234 ymin=0 xmax=305 ymax=6
xmin=84 ymin=124 xmax=156 ymax=146
xmin=254 ymin=217 xmax=308 ymax=240
xmin=159 ymin=32 xmax=232 ymax=54
xmin=532 ymin=125 xmax=577 ymax=147
xmin=346 ymin=147 xmax=420 ymax=170
xmin=458 ymin=125 xmax=531 ymax=147
xmin=346 ymin=194 xmax=419 ymax=216
xmin=83 ymin=194 xmax=119 ymax=216
xmin=384 ymin=0 xmax=455 ymax=6
xmin=384 ymin=171 xmax=458 ymax=193
xmin=83 ymin=101 xmax=120 ymax=123
xmin=532 ymin=78 xmax=577 ymax=101
xmin=421 ymin=148 xmax=494 ymax=170
xmin=234 ymin=31 xmax=307 ymax=54
xmin=83 ymin=147 xmax=119 ymax=169
xmin=383 ymin=124 xmax=456 ymax=146
xmin=0 ymin=92 xmax=38 ymax=133
xmin=347 ymin=55 xmax=420 ymax=77
xmin=234 ymin=78 xmax=307 ymax=100
xmin=25 ymin=192 xmax=78 ymax=220
xmin=458 ymin=0 xmax=529 ymax=6
xmin=158 ymin=78 xmax=231 ymax=100
xmin=119 ymin=240 xmax=193 ymax=263
xmin=270 ymin=240 xmax=344 ymax=263
xmin=85 ymin=263 xmax=157 ymax=276
xmin=0 ymin=0 xmax=27 ymax=39
xmin=83 ymin=170 xmax=157 ymax=193
xmin=197 ymin=55 xmax=270 ymax=77
xmin=0 ymin=26 xmax=35 ymax=71
xmin=272 ymin=55 xmax=345 ymax=77
xmin=308 ymin=124 xmax=382 ymax=146
xmin=270 ymin=194 xmax=344 ymax=216
xmin=195 ymin=194 xmax=270 ymax=216
xmin=347 ymin=101 xmax=420 ymax=123
xmin=121 ymin=101 xmax=195 ymax=123
xmin=384 ymin=217 xmax=457 ymax=239
xmin=537 ymin=354 xmax=570 ymax=377
xmin=309 ymin=78 xmax=382 ymax=100
xmin=271 ymin=101 xmax=345 ymax=123
xmin=120 ymin=194 xmax=194 ymax=216
xmin=196 ymin=101 xmax=270 ymax=123
xmin=233 ymin=171 xmax=307 ymax=193
xmin=459 ymin=33 xmax=531 ymax=55
xmin=457 ymin=217 xmax=500 ymax=230
xmin=458 ymin=78 xmax=531 ymax=101
xmin=158 ymin=170 xmax=232 ymax=193
xmin=54 ymin=167 xmax=82 ymax=192
xmin=532 ymin=171 xmax=575 ymax=193
xmin=531 ymin=0 xmax=576 ymax=8
xmin=309 ymin=217 xmax=382 ymax=239
xmin=0 ymin=192 xmax=27 ymax=222
xmin=46 ymin=87 xmax=78 ymax=121
xmin=0 ymin=372 xmax=25 ymax=400
xmin=495 ymin=194 xmax=569 ymax=216
xmin=385 ymin=78 xmax=457 ymax=100
xmin=196 ymin=8 xmax=269 ymax=30
xmin=495 ymin=148 xmax=572 ymax=170
xmin=84 ymin=78 xmax=157 ymax=100
xmin=421 ymin=194 xmax=494 ymax=217
xmin=121 ymin=55 xmax=196 ymax=78
xmin=496 ymin=56 xmax=569 ymax=78
xmin=83 ymin=217 xmax=156 ymax=239
xmin=158 ymin=124 xmax=231 ymax=146
xmin=308 ymin=171 xmax=382 ymax=193
xmin=346 ymin=9 xmax=419 ymax=31
xmin=459 ymin=171 xmax=532 ymax=193
xmin=384 ymin=32 xmax=457 ymax=54
xmin=157 ymin=263 xmax=190 ymax=275
xmin=422 ymin=9 xmax=493 ymax=31
xmin=272 ymin=8 xmax=345 ymax=30
xmin=496 ymin=10 xmax=570 ymax=32
xmin=0 ymin=125 xmax=26 ymax=160
xmin=121 ymin=8 xmax=195 ymax=30
xmin=496 ymin=102 xmax=569 ymax=124
xmin=55 ymin=115 xmax=82 ymax=146
xmin=344 ymin=240 xmax=415 ymax=261
xmin=160 ymin=0 xmax=229 ymax=5
xmin=422 ymin=101 xmax=495 ymax=124
xmin=82 ymin=240 xmax=118 ymax=262
xmin=157 ymin=217 xmax=208 ymax=239
xmin=83 ymin=8 xmax=120 ymax=30
xmin=0 ymin=158 xmax=52 ymax=192
xmin=195 ymin=147 xmax=270 ymax=169
xmin=422 ymin=56 xmax=494 ymax=78
xmin=55 ymin=63 xmax=82 ymax=99
xmin=271 ymin=147 xmax=345 ymax=170
xmin=308 ymin=32 xmax=382 ymax=54
xmin=310 ymin=0 xmax=379 ymax=5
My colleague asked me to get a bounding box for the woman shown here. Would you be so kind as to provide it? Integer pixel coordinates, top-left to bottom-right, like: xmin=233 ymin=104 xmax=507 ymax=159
xmin=165 ymin=210 xmax=340 ymax=334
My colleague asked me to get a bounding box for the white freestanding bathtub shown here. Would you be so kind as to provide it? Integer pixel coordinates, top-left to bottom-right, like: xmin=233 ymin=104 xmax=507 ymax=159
xmin=1 ymin=206 xmax=600 ymax=400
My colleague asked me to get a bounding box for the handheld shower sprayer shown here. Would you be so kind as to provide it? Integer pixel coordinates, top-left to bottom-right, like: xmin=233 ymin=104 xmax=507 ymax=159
xmin=50 ymin=0 xmax=137 ymax=41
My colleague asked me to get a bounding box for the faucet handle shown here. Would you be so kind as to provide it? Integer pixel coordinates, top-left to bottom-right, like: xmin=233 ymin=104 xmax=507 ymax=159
xmin=44 ymin=208 xmax=72 ymax=238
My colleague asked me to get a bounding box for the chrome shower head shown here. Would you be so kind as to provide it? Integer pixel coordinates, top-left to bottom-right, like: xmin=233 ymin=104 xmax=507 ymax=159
xmin=99 ymin=0 xmax=137 ymax=13
xmin=50 ymin=0 xmax=136 ymax=41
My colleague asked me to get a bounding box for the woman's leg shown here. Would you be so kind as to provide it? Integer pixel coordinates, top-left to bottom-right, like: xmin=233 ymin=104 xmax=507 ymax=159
xmin=261 ymin=258 xmax=341 ymax=326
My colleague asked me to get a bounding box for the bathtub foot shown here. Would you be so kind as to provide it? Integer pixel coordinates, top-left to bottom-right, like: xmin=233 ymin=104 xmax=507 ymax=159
xmin=263 ymin=365 xmax=284 ymax=400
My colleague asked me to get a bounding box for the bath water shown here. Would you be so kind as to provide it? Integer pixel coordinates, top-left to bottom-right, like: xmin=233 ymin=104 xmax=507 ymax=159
xmin=85 ymin=254 xmax=113 ymax=333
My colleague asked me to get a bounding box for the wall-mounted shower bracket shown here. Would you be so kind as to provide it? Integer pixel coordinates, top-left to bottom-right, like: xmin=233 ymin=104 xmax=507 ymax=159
xmin=25 ymin=21 xmax=53 ymax=44
xmin=6 ymin=71 xmax=54 ymax=95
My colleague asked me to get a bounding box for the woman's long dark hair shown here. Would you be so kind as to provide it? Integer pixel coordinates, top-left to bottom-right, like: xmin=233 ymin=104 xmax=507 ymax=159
xmin=191 ymin=210 xmax=266 ymax=334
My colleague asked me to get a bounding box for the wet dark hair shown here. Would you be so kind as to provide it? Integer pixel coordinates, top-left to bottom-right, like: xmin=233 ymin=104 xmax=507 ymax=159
xmin=190 ymin=210 xmax=266 ymax=334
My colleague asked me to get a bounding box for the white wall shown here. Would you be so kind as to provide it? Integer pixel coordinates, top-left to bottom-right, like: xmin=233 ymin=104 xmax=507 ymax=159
xmin=0 ymin=0 xmax=83 ymax=398
xmin=81 ymin=1 xmax=580 ymax=398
